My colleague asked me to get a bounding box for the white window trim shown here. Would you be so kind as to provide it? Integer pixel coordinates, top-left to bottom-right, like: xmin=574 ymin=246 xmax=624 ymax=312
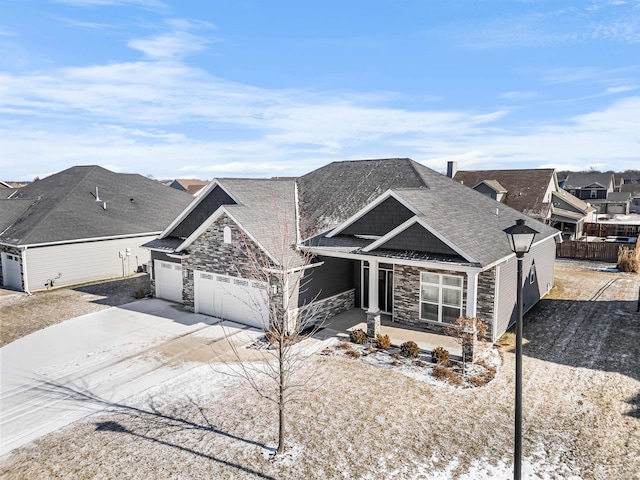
xmin=419 ymin=272 xmax=463 ymax=324
xmin=590 ymin=189 xmax=597 ymax=198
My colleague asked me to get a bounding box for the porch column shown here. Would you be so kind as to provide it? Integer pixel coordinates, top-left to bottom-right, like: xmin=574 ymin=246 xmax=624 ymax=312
xmin=366 ymin=259 xmax=381 ymax=337
xmin=465 ymin=271 xmax=479 ymax=318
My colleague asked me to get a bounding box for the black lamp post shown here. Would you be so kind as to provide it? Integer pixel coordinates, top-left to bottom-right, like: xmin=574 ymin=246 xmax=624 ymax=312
xmin=503 ymin=218 xmax=538 ymax=480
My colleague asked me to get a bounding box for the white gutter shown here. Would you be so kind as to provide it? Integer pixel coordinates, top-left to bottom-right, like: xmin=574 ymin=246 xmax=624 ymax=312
xmin=0 ymin=231 xmax=162 ymax=249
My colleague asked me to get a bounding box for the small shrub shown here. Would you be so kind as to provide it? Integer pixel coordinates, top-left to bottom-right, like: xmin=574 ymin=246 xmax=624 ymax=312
xmin=469 ymin=376 xmax=485 ymax=387
xmin=366 ymin=345 xmax=376 ymax=353
xmin=391 ymin=353 xmax=402 ymax=361
xmin=392 ymin=360 xmax=402 ymax=367
xmin=320 ymin=348 xmax=333 ymax=356
xmin=432 ymin=364 xmax=463 ymax=385
xmin=336 ymin=341 xmax=352 ymax=350
xmin=349 ymin=328 xmax=368 ymax=344
xmin=375 ymin=334 xmax=391 ymax=350
xmin=414 ymin=359 xmax=426 ymax=368
xmin=400 ymin=340 xmax=420 ymax=358
xmin=431 ymin=346 xmax=450 ymax=364
xmin=345 ymin=349 xmax=361 ymax=359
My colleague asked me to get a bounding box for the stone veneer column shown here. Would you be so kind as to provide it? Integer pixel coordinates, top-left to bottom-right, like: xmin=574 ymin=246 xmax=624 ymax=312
xmin=366 ymin=259 xmax=380 ymax=337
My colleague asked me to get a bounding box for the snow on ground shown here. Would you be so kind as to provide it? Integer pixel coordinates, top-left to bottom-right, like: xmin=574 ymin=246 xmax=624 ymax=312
xmin=1 ymin=262 xmax=639 ymax=479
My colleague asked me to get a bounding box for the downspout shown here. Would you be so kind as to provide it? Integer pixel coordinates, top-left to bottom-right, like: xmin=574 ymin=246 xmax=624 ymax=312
xmin=21 ymin=246 xmax=33 ymax=296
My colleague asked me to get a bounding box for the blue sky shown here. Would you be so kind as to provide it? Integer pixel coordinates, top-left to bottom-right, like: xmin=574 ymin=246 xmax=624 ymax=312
xmin=1 ymin=0 xmax=639 ymax=181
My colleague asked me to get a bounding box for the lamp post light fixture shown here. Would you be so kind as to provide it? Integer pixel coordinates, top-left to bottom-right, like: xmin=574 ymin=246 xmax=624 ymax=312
xmin=503 ymin=218 xmax=538 ymax=480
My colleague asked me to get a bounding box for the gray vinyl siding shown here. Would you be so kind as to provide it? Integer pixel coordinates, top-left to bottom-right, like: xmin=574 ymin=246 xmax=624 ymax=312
xmin=494 ymin=236 xmax=556 ymax=339
xmin=473 ymin=183 xmax=498 ymax=200
xmin=25 ymin=235 xmax=156 ymax=291
xmin=495 ymin=256 xmax=517 ymax=339
xmin=342 ymin=197 xmax=414 ymax=236
xmin=171 ymin=186 xmax=235 ymax=238
xmin=552 ymin=196 xmax=583 ymax=214
xmin=296 ymin=256 xmax=355 ymax=307
xmin=379 ymin=223 xmax=460 ymax=256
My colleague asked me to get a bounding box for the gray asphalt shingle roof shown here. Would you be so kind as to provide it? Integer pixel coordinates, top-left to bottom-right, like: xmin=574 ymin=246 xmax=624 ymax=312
xmin=453 ymin=168 xmax=556 ymax=219
xmin=302 ymin=159 xmax=559 ymax=267
xmin=563 ymin=172 xmax=614 ymax=189
xmin=219 ymin=178 xmax=300 ymax=267
xmin=0 ymin=166 xmax=194 ymax=246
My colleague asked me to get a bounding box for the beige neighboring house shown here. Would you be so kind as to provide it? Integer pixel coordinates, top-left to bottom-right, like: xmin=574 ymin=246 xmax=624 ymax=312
xmin=168 ymin=179 xmax=210 ymax=196
xmin=0 ymin=166 xmax=193 ymax=293
xmin=450 ymin=162 xmax=595 ymax=240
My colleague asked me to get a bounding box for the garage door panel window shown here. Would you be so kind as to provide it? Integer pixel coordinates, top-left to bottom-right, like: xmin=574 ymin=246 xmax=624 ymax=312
xmin=419 ymin=272 xmax=463 ymax=324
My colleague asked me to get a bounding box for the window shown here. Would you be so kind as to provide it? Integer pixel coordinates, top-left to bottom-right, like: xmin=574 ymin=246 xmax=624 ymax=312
xmin=223 ymin=226 xmax=232 ymax=244
xmin=590 ymin=189 xmax=597 ymax=199
xmin=419 ymin=272 xmax=463 ymax=324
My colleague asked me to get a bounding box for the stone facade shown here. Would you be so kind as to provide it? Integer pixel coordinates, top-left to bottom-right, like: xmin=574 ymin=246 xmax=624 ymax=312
xmin=292 ymin=289 xmax=355 ymax=329
xmin=392 ymin=264 xmax=469 ymax=336
xmin=181 ymin=213 xmax=280 ymax=312
xmin=0 ymin=245 xmax=24 ymax=291
xmin=475 ymin=267 xmax=496 ymax=339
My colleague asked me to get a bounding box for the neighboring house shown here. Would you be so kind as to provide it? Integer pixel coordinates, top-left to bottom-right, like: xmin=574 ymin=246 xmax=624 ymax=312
xmin=598 ymin=192 xmax=632 ymax=215
xmin=620 ymin=184 xmax=640 ymax=213
xmin=451 ymin=163 xmax=594 ymax=240
xmin=0 ymin=166 xmax=193 ymax=292
xmin=145 ymin=158 xmax=560 ymax=342
xmin=562 ymin=172 xmax=624 ymax=214
xmin=0 ymin=181 xmax=28 ymax=189
xmin=168 ymin=179 xmax=210 ymax=196
xmin=562 ymin=172 xmax=615 ymax=201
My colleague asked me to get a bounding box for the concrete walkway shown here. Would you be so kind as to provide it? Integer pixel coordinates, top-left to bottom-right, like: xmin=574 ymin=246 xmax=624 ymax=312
xmin=0 ymin=299 xmax=264 ymax=457
xmin=318 ymin=308 xmax=463 ymax=357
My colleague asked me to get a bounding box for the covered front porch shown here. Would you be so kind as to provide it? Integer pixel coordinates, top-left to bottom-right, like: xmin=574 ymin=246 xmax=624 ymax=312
xmin=317 ymin=308 xmax=463 ymax=359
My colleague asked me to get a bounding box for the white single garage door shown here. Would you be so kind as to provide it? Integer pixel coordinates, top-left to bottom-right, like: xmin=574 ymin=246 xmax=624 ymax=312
xmin=154 ymin=260 xmax=183 ymax=303
xmin=194 ymin=271 xmax=269 ymax=329
xmin=607 ymin=204 xmax=625 ymax=214
xmin=1 ymin=253 xmax=22 ymax=290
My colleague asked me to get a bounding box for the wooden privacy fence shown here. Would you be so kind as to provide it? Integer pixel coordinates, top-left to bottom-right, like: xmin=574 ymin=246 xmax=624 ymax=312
xmin=556 ymin=241 xmax=633 ymax=263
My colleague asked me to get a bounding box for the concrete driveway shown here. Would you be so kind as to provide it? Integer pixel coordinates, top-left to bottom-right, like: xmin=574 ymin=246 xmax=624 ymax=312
xmin=0 ymin=299 xmax=263 ymax=456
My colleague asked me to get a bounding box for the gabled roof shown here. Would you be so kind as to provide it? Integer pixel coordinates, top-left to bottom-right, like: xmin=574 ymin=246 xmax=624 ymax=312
xmin=0 ymin=166 xmax=194 ymax=246
xmin=169 ymin=179 xmax=209 ymax=195
xmin=551 ymin=189 xmax=595 ymax=214
xmin=297 ymin=158 xmax=436 ymax=239
xmin=156 ymin=177 xmax=301 ymax=268
xmin=453 ymin=168 xmax=556 ymax=219
xmin=563 ymin=172 xmax=614 ymax=190
xmin=303 ymin=160 xmax=559 ymax=268
xmin=475 ymin=180 xmax=507 ymax=194
xmin=606 ymin=192 xmax=632 ymax=203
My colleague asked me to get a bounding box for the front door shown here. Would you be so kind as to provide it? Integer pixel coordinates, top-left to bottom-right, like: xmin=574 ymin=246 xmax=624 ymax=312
xmin=362 ymin=262 xmax=393 ymax=313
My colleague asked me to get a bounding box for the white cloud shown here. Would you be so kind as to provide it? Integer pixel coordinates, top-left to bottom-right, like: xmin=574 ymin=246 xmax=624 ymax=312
xmin=127 ymin=31 xmax=210 ymax=59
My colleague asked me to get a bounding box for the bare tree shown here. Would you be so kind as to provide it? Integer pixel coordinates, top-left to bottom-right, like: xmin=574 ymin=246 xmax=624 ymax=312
xmin=217 ymin=189 xmax=325 ymax=456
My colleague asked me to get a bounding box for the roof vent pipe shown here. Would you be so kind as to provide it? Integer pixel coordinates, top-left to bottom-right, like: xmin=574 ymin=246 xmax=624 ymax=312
xmin=103 ymin=201 xmax=107 ymax=210
xmin=95 ymin=187 xmax=101 ymax=202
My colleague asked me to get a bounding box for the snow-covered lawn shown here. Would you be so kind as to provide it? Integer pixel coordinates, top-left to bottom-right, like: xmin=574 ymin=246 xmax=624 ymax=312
xmin=1 ymin=262 xmax=639 ymax=479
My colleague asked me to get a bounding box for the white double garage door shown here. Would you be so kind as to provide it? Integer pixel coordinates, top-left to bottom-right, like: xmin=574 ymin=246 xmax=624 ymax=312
xmin=154 ymin=260 xmax=268 ymax=329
